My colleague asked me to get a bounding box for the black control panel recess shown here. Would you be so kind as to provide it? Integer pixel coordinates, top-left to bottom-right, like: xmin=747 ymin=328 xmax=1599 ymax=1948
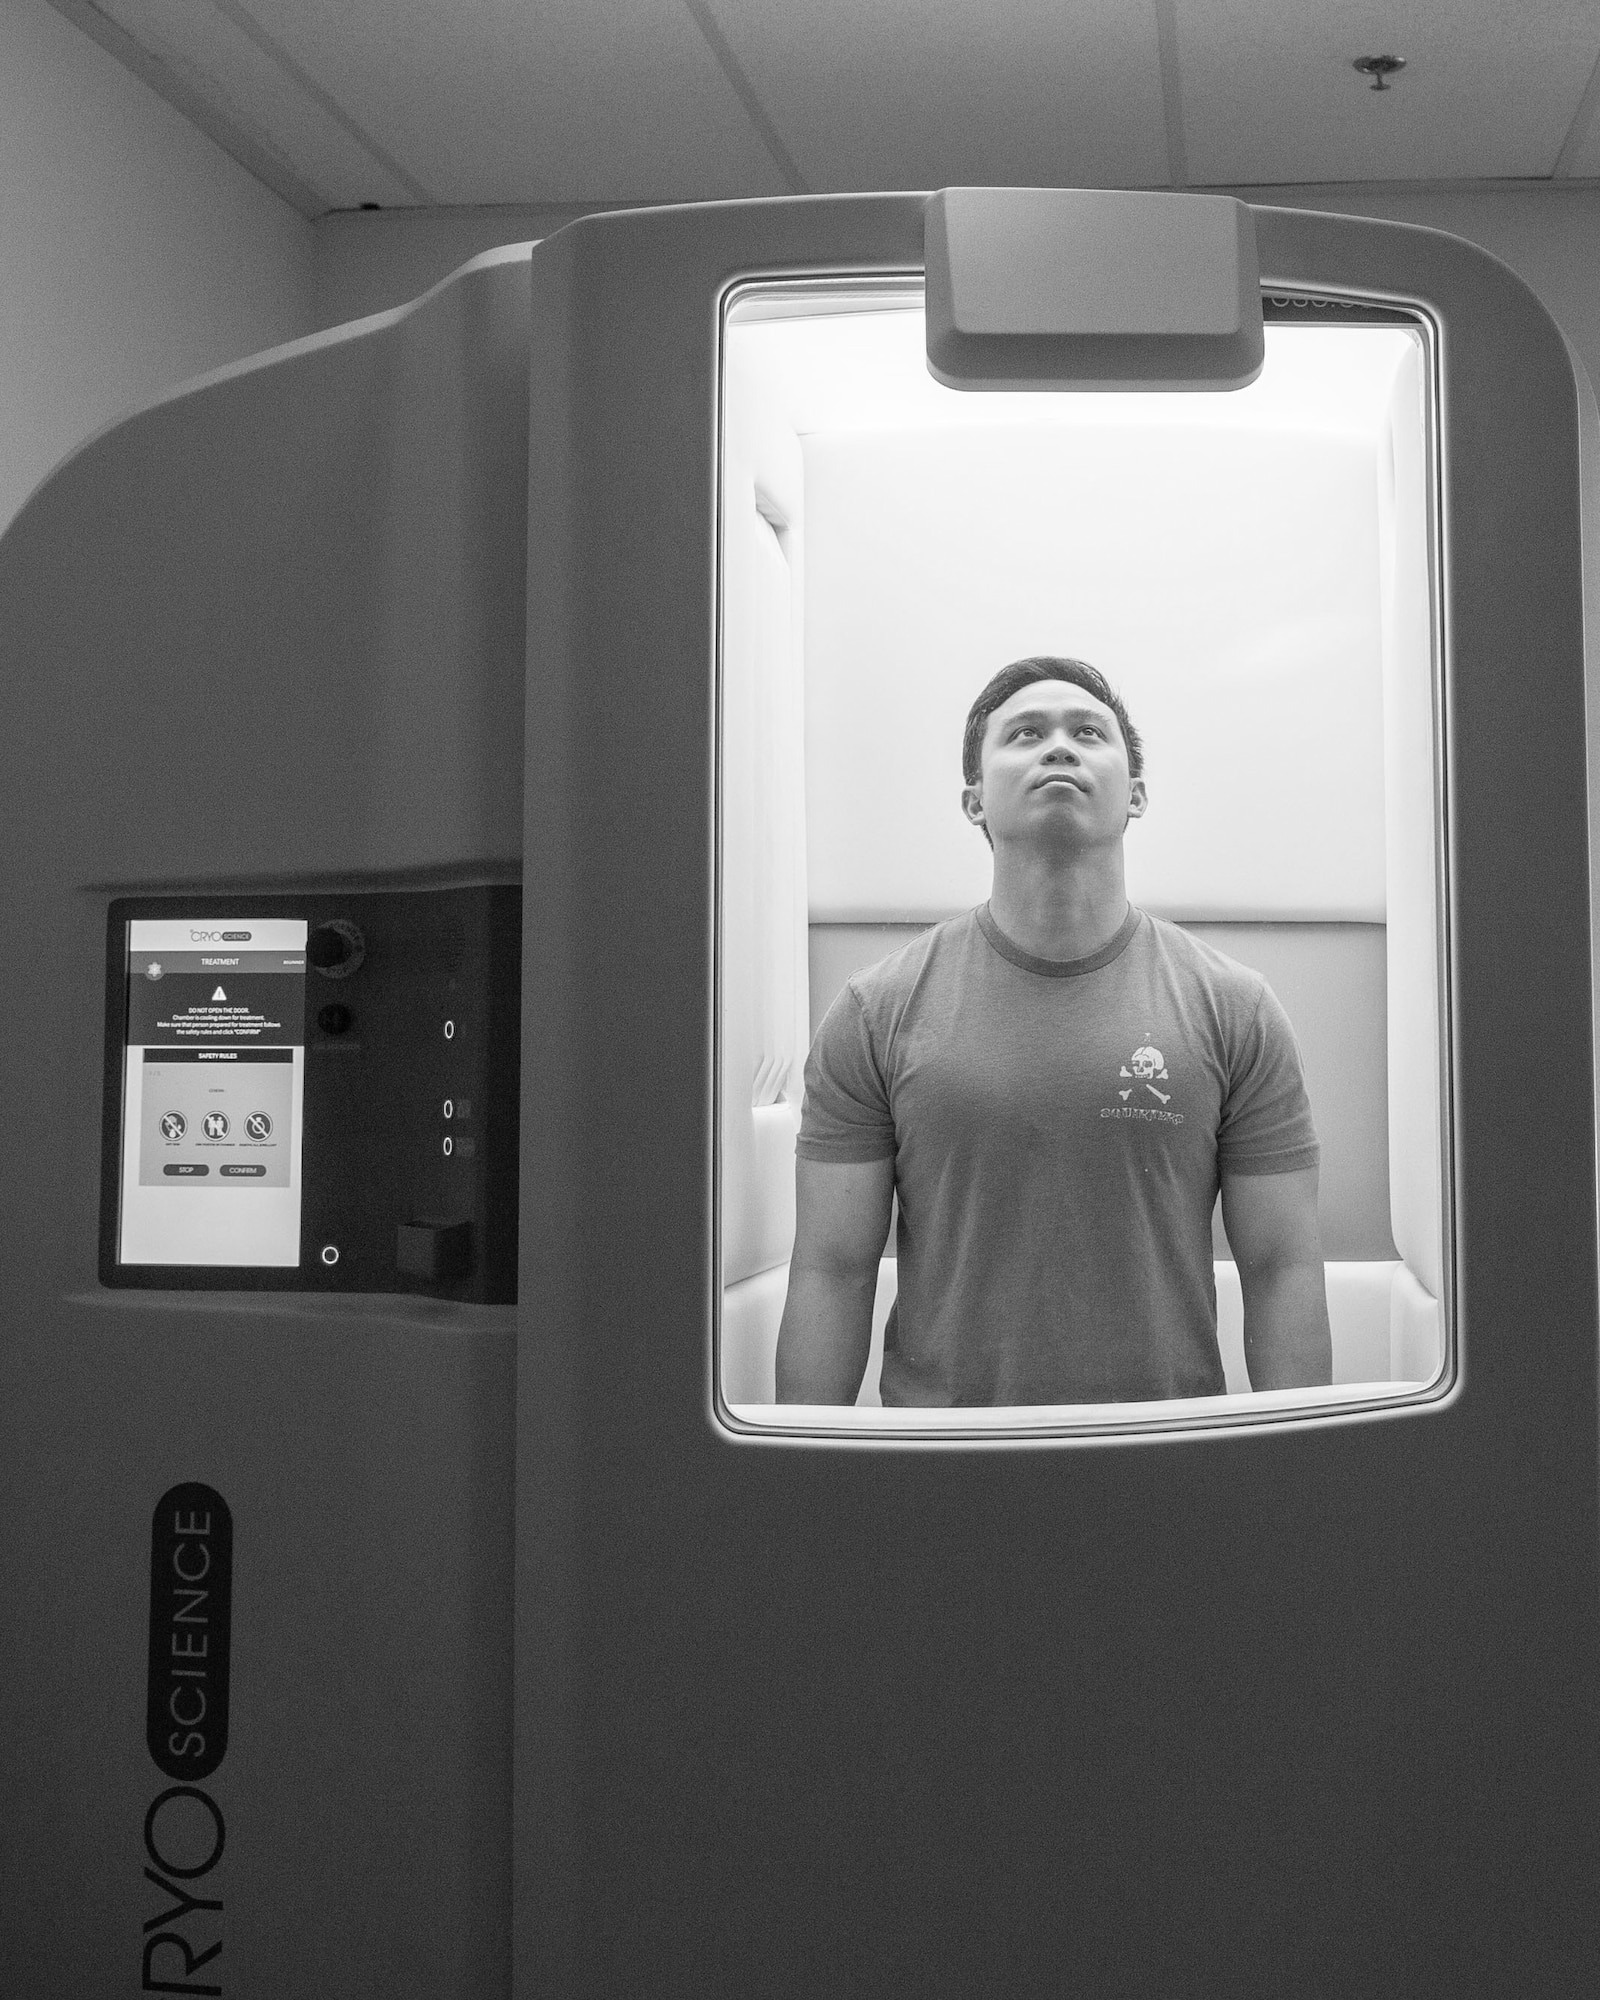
xmin=100 ymin=888 xmax=520 ymax=1301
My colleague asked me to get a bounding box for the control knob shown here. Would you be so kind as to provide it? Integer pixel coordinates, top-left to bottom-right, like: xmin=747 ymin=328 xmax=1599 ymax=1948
xmin=307 ymin=919 xmax=365 ymax=979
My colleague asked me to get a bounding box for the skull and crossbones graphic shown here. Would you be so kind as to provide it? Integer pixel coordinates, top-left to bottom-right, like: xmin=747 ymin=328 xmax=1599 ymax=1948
xmin=1118 ymin=1044 xmax=1171 ymax=1104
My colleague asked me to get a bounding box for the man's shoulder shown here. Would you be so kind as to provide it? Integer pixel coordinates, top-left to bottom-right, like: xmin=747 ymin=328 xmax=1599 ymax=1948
xmin=839 ymin=910 xmax=982 ymax=1016
xmin=1136 ymin=912 xmax=1267 ymax=1005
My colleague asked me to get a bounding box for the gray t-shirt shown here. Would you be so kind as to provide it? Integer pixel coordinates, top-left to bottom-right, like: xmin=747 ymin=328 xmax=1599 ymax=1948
xmin=797 ymin=905 xmax=1320 ymax=1406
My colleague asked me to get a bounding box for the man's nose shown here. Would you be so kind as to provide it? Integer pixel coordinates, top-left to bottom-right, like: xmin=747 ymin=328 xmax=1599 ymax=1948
xmin=1042 ymin=735 xmax=1079 ymax=761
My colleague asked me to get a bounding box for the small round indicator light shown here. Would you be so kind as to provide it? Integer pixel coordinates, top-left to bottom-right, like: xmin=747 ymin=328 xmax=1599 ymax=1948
xmin=320 ymin=1244 xmax=340 ymax=1266
xmin=443 ymin=1019 xmax=455 ymax=1040
xmin=443 ymin=1136 xmax=454 ymax=1157
xmin=443 ymin=1098 xmax=454 ymax=1119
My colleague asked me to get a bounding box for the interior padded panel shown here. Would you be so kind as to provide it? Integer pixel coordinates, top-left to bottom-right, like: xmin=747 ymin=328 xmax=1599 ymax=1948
xmin=1217 ymin=1261 xmax=1400 ymax=1390
xmin=721 ymin=358 xmax=809 ymax=1286
xmin=722 ymin=1262 xmax=791 ymax=1404
xmin=857 ymin=1261 xmax=897 ymax=1407
xmin=724 ymin=1258 xmax=1404 ymax=1409
xmin=801 ymin=421 xmax=1386 ymax=924
xmin=810 ymin=920 xmax=1397 ymax=1263
xmin=1189 ymin=924 xmax=1394 ymax=1262
xmin=1390 ymin=1263 xmax=1443 ymax=1385
xmin=1379 ymin=342 xmax=1445 ymax=1301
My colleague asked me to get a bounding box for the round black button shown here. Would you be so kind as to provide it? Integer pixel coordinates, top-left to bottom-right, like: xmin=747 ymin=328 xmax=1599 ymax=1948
xmin=307 ymin=920 xmax=365 ymax=979
xmin=308 ymin=926 xmax=352 ymax=969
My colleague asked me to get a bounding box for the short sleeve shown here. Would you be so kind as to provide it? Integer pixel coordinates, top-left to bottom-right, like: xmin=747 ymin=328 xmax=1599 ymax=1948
xmin=1216 ymin=980 xmax=1321 ymax=1176
xmin=796 ymin=983 xmax=897 ymax=1163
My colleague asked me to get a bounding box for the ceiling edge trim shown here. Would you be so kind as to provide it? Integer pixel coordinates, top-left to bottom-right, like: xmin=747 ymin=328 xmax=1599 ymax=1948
xmin=1152 ymin=0 xmax=1188 ymax=189
xmin=44 ymin=0 xmax=331 ymax=220
xmin=680 ymin=0 xmax=809 ymax=197
xmin=1553 ymin=38 xmax=1600 ymax=178
xmin=212 ymin=0 xmax=433 ymax=205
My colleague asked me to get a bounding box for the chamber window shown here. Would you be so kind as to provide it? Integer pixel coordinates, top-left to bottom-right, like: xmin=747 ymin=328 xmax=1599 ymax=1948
xmin=717 ymin=281 xmax=1446 ymax=1439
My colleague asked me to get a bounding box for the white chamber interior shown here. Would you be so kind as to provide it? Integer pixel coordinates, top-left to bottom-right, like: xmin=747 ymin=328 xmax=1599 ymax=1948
xmin=719 ymin=287 xmax=1443 ymax=1425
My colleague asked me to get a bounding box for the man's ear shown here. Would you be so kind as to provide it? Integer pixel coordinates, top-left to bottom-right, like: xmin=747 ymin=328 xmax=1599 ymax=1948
xmin=961 ymin=783 xmax=986 ymax=827
xmin=1125 ymin=777 xmax=1148 ymax=823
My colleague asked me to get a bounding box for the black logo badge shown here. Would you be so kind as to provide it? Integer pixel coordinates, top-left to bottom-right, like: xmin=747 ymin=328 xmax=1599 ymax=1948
xmin=147 ymin=1483 xmax=232 ymax=1782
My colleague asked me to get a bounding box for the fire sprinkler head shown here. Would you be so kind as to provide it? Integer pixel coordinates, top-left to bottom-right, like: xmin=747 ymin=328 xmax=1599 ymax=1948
xmin=1353 ymin=55 xmax=1407 ymax=92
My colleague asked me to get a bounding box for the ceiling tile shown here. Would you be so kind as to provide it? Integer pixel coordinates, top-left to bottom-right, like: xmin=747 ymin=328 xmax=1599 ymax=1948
xmin=704 ymin=0 xmax=1171 ymax=192
xmin=87 ymin=0 xmax=1600 ymax=213
xmin=222 ymin=0 xmax=794 ymax=205
xmin=1178 ymin=0 xmax=1600 ymax=185
xmin=99 ymin=0 xmax=421 ymax=207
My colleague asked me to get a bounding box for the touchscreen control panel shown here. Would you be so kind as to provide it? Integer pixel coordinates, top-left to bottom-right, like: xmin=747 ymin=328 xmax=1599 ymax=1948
xmin=119 ymin=917 xmax=307 ymax=1266
xmin=101 ymin=888 xmax=520 ymax=1300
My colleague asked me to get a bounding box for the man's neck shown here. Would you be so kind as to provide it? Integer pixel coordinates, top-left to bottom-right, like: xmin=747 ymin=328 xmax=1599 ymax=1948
xmin=986 ymin=847 xmax=1130 ymax=963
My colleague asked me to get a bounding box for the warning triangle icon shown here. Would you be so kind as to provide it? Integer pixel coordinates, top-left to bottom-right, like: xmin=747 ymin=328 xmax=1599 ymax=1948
xmin=212 ymin=986 xmax=227 ymax=1001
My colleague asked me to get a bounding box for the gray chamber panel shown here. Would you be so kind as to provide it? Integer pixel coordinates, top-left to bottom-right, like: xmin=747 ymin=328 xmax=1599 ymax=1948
xmin=519 ymin=197 xmax=1600 ymax=1996
xmin=0 ymin=250 xmax=530 ymax=1995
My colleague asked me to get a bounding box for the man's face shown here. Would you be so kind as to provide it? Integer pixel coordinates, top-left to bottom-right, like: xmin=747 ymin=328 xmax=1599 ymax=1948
xmin=962 ymin=679 xmax=1147 ymax=850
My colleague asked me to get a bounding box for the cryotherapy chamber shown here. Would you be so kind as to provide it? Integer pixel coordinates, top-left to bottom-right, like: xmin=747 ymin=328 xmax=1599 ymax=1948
xmin=4 ymin=188 xmax=1600 ymax=1994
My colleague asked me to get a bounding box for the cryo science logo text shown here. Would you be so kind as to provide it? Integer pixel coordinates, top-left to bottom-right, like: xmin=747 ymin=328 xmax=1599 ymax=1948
xmin=188 ymin=931 xmax=252 ymax=943
xmin=144 ymin=1482 xmax=232 ymax=1995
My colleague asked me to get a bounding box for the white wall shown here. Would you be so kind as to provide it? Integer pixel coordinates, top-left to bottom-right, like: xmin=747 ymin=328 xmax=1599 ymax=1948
xmin=800 ymin=410 xmax=1389 ymax=924
xmin=0 ymin=0 xmax=314 ymax=534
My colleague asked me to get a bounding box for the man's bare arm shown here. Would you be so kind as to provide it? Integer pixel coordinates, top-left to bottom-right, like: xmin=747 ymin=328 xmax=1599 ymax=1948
xmin=1220 ymin=1165 xmax=1333 ymax=1391
xmin=775 ymin=1156 xmax=896 ymax=1403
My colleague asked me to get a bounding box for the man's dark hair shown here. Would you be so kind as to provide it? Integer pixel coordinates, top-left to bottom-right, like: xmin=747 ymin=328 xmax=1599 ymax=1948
xmin=961 ymin=656 xmax=1144 ymax=787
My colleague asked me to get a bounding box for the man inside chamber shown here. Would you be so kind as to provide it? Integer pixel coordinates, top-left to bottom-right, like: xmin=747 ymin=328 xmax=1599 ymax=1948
xmin=775 ymin=654 xmax=1333 ymax=1406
